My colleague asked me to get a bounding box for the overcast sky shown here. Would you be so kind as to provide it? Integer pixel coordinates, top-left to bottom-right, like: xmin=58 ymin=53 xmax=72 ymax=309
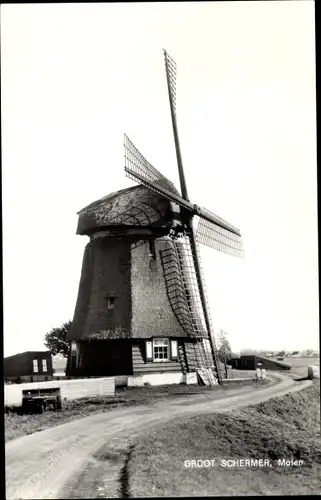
xmin=2 ymin=1 xmax=317 ymax=356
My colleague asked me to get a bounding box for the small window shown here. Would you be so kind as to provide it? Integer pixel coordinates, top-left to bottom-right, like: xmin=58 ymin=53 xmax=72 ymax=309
xmin=107 ymin=297 xmax=115 ymax=309
xmin=42 ymin=359 xmax=48 ymax=372
xmin=33 ymin=360 xmax=39 ymax=373
xmin=153 ymin=338 xmax=169 ymax=362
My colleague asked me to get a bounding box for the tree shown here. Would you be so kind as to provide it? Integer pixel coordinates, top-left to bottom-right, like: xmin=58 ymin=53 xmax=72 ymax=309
xmin=44 ymin=320 xmax=72 ymax=358
xmin=217 ymin=330 xmax=232 ymax=379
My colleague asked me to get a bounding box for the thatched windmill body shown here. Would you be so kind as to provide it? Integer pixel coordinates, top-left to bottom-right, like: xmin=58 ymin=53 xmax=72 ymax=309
xmin=66 ymin=51 xmax=244 ymax=386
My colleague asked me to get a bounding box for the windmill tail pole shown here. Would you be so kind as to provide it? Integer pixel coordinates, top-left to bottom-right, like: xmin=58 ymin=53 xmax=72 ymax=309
xmin=188 ymin=223 xmax=223 ymax=385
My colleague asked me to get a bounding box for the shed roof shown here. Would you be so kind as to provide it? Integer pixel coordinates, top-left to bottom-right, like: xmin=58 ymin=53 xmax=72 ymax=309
xmin=4 ymin=350 xmax=51 ymax=360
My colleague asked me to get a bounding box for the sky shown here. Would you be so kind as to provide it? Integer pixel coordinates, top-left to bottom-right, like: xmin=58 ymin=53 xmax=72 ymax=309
xmin=2 ymin=1 xmax=318 ymax=356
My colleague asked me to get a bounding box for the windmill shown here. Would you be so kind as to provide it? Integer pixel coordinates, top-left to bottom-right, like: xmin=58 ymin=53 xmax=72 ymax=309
xmin=66 ymin=50 xmax=244 ymax=386
xmin=122 ymin=50 xmax=244 ymax=385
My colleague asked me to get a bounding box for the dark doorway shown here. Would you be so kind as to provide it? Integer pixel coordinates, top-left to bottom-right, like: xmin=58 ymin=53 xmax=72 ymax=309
xmin=79 ymin=340 xmax=133 ymax=377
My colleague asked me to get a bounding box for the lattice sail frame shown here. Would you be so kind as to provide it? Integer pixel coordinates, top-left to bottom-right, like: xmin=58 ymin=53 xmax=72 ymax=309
xmin=175 ymin=236 xmax=221 ymax=382
xmin=197 ymin=208 xmax=244 ymax=258
xmin=124 ymin=134 xmax=179 ymax=195
xmin=163 ymin=50 xmax=177 ymax=114
xmin=124 ymin=134 xmax=244 ymax=259
xmin=160 ymin=236 xmax=222 ymax=383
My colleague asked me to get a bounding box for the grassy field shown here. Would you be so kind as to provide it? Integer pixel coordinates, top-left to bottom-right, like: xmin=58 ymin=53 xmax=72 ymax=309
xmin=5 ymin=377 xmax=271 ymax=443
xmin=272 ymin=357 xmax=319 ymax=378
xmin=127 ymin=381 xmax=320 ymax=497
xmin=225 ymin=368 xmax=256 ymax=379
xmin=225 ymin=356 xmax=319 ymax=381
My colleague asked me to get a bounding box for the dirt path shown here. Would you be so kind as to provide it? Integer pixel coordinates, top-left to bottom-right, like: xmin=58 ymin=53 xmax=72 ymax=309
xmin=6 ymin=374 xmax=311 ymax=499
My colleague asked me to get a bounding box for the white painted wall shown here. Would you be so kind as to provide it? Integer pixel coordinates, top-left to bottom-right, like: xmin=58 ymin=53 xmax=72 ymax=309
xmin=4 ymin=377 xmax=115 ymax=407
xmin=185 ymin=372 xmax=198 ymax=385
xmin=114 ymin=375 xmax=128 ymax=387
xmin=307 ymin=365 xmax=320 ymax=379
xmin=128 ymin=372 xmax=185 ymax=387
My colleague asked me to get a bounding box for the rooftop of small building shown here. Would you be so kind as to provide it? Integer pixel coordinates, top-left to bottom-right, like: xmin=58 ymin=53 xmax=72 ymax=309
xmin=4 ymin=350 xmax=52 ymax=360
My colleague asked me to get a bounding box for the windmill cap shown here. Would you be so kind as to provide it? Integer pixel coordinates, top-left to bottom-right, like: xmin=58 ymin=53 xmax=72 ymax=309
xmin=75 ymin=185 xmax=176 ymax=236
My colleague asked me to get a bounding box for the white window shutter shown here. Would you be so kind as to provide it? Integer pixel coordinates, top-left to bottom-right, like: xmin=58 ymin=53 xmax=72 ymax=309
xmin=171 ymin=340 xmax=178 ymax=360
xmin=146 ymin=341 xmax=153 ymax=361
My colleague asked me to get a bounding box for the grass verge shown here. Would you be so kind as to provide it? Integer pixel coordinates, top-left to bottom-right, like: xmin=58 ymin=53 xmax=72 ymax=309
xmin=5 ymin=376 xmax=272 ymax=443
xmin=127 ymin=381 xmax=320 ymax=496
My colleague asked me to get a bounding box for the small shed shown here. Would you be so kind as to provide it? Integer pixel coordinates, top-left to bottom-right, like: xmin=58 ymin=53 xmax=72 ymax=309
xmin=229 ymin=355 xmax=291 ymax=371
xmin=4 ymin=351 xmax=53 ymax=383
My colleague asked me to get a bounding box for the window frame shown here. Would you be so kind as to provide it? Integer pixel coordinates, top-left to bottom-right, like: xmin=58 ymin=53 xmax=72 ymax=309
xmin=152 ymin=338 xmax=170 ymax=362
xmin=33 ymin=359 xmax=39 ymax=373
xmin=42 ymin=359 xmax=48 ymax=372
xmin=107 ymin=297 xmax=115 ymax=310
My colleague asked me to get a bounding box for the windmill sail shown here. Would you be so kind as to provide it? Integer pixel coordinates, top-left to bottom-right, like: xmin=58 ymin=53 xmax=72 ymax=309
xmin=163 ymin=50 xmax=177 ymax=115
xmin=125 ymin=156 xmax=190 ymax=211
xmin=175 ymin=236 xmax=221 ymax=383
xmin=197 ymin=207 xmax=244 ymax=258
xmin=124 ymin=134 xmax=179 ymax=195
xmin=124 ymin=136 xmax=244 ymax=259
xmin=124 ymin=137 xmax=242 ymax=238
xmin=163 ymin=49 xmax=189 ymax=201
xmin=160 ymin=235 xmax=221 ymax=384
xmin=160 ymin=242 xmax=195 ymax=337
